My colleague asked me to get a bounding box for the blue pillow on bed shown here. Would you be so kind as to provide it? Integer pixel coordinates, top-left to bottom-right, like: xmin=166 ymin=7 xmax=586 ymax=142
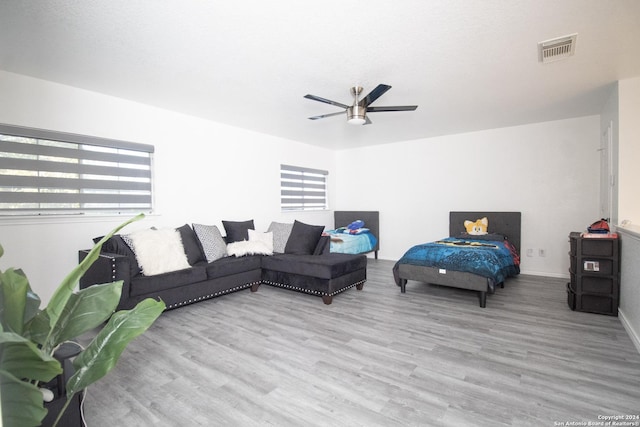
xmin=347 ymin=220 xmax=365 ymax=230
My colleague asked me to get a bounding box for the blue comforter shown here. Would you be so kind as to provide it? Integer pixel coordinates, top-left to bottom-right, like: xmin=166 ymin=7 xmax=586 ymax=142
xmin=395 ymin=237 xmax=519 ymax=284
xmin=326 ymin=230 xmax=377 ymax=254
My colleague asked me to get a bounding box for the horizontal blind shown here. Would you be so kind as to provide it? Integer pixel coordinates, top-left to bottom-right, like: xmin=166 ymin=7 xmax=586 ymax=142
xmin=0 ymin=124 xmax=154 ymax=215
xmin=280 ymin=164 xmax=328 ymax=211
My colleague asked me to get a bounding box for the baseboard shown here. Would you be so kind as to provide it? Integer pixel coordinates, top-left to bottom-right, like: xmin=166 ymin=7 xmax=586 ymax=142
xmin=619 ymin=308 xmax=640 ymax=355
xmin=518 ymin=269 xmax=569 ymax=279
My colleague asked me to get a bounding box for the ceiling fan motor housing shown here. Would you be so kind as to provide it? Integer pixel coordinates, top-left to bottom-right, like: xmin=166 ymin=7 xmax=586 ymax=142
xmin=348 ymin=105 xmax=366 ymax=125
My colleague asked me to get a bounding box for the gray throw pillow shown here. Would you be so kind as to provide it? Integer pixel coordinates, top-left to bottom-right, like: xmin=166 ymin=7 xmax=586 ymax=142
xmin=267 ymin=221 xmax=293 ymax=253
xmin=193 ymin=223 xmax=228 ymax=262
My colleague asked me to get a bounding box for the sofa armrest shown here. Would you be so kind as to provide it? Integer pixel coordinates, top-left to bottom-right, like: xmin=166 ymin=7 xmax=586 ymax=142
xmin=78 ymin=250 xmax=133 ymax=308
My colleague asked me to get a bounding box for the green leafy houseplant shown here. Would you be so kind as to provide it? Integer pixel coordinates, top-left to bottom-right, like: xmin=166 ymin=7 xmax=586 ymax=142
xmin=0 ymin=214 xmax=166 ymax=427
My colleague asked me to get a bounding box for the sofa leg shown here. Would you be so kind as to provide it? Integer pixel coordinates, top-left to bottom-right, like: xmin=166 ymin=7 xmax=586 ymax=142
xmin=322 ymin=295 xmax=333 ymax=305
xmin=356 ymin=282 xmax=364 ymax=290
xmin=251 ymin=283 xmax=261 ymax=292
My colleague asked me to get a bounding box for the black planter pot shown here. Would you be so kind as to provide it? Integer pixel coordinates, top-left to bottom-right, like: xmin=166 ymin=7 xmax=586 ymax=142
xmin=41 ymin=343 xmax=84 ymax=427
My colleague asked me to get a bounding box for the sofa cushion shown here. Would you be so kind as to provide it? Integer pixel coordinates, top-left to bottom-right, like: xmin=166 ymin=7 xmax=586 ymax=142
xmin=222 ymin=219 xmax=255 ymax=243
xmin=193 ymin=223 xmax=228 ymax=262
xmin=262 ymin=253 xmax=366 ymax=279
xmin=284 ymin=220 xmax=324 ymax=255
xmin=204 ymin=254 xmax=263 ymax=280
xmin=267 ymin=222 xmax=293 ymax=253
xmin=129 ymin=265 xmax=208 ymax=297
xmin=176 ymin=224 xmax=205 ymax=265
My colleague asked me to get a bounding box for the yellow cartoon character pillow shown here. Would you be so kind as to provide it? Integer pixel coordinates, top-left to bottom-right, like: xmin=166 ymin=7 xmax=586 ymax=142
xmin=464 ymin=217 xmax=489 ymax=235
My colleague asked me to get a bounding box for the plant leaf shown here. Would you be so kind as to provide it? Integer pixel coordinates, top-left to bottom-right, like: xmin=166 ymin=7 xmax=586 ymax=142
xmin=45 ymin=213 xmax=144 ymax=351
xmin=23 ymin=286 xmax=42 ymax=326
xmin=0 ymin=331 xmax=62 ymax=382
xmin=47 ymin=281 xmax=123 ymax=347
xmin=0 ymin=370 xmax=48 ymax=427
xmin=0 ymin=268 xmax=29 ymax=334
xmin=23 ymin=310 xmax=50 ymax=346
xmin=66 ymin=298 xmax=165 ymax=396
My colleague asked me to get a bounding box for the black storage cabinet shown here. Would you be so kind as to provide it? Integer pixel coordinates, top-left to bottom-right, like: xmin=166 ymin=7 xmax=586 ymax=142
xmin=568 ymin=232 xmax=620 ymax=316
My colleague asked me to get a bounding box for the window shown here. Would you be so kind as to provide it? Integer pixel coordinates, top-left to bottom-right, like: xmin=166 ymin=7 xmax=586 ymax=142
xmin=280 ymin=164 xmax=328 ymax=211
xmin=0 ymin=124 xmax=154 ymax=215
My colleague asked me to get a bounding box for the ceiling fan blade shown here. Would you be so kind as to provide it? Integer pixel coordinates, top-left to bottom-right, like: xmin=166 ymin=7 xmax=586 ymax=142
xmin=308 ymin=111 xmax=346 ymax=120
xmin=304 ymin=94 xmax=350 ymax=109
xmin=367 ymin=105 xmax=418 ymax=112
xmin=360 ymin=84 xmax=392 ymax=107
xmin=364 ymin=116 xmax=372 ymax=125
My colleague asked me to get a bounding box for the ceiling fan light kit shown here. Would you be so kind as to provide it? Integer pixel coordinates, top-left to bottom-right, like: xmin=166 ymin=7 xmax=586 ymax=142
xmin=305 ymin=84 xmax=417 ymax=125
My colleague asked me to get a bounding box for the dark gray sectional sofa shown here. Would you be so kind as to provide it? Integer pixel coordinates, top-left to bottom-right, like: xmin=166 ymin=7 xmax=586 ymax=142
xmin=79 ymin=220 xmax=367 ymax=310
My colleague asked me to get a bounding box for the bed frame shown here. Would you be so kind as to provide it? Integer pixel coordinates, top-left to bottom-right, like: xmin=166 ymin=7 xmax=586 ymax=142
xmin=333 ymin=211 xmax=380 ymax=259
xmin=394 ymin=211 xmax=521 ymax=308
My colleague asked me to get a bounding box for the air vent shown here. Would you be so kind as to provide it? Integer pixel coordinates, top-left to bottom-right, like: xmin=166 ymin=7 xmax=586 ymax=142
xmin=538 ymin=33 xmax=577 ymax=63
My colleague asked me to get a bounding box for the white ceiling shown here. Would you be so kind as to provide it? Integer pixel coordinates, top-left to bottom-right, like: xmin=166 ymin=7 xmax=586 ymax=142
xmin=1 ymin=1 xmax=639 ymax=150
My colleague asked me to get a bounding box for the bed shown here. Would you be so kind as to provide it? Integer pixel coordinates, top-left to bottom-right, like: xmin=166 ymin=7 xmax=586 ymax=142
xmin=326 ymin=211 xmax=379 ymax=259
xmin=392 ymin=211 xmax=521 ymax=307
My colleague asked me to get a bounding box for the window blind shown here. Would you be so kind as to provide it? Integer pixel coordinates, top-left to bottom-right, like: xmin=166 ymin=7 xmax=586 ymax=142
xmin=280 ymin=164 xmax=328 ymax=211
xmin=0 ymin=124 xmax=154 ymax=215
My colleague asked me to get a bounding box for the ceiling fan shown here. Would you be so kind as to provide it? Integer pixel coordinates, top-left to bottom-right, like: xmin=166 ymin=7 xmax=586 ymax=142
xmin=304 ymin=84 xmax=418 ymax=125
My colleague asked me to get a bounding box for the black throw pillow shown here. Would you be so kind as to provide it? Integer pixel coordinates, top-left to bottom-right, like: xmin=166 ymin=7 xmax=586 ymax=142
xmin=222 ymin=219 xmax=255 ymax=243
xmin=176 ymin=224 xmax=206 ymax=265
xmin=284 ymin=220 xmax=325 ymax=255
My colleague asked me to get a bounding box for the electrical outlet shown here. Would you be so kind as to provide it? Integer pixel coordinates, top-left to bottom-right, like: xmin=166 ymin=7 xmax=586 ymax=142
xmin=539 ymin=248 xmax=546 ymax=257
xmin=526 ymin=248 xmax=534 ymax=257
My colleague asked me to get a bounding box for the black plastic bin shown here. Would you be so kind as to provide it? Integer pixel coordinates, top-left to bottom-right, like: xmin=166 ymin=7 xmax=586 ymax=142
xmin=566 ymin=282 xmax=576 ymax=311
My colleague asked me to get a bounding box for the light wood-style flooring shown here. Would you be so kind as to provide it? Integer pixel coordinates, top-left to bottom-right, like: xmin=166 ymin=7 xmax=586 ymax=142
xmin=81 ymin=259 xmax=640 ymax=426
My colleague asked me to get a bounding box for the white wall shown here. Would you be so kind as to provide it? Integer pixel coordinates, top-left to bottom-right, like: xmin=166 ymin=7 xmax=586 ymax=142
xmin=617 ymin=76 xmax=640 ymax=230
xmin=335 ymin=116 xmax=601 ymax=278
xmin=615 ymin=76 xmax=640 ymax=352
xmin=0 ymin=71 xmax=336 ymax=304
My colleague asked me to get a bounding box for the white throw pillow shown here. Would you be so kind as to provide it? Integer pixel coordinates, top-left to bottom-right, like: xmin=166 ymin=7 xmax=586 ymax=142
xmin=125 ymin=228 xmax=190 ymax=275
xmin=226 ymin=240 xmax=273 ymax=257
xmin=248 ymin=229 xmax=274 ymax=253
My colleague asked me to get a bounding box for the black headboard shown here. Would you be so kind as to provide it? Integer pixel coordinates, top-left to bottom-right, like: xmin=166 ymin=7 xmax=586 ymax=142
xmin=449 ymin=211 xmax=521 ymax=255
xmin=334 ymin=210 xmax=380 ymax=256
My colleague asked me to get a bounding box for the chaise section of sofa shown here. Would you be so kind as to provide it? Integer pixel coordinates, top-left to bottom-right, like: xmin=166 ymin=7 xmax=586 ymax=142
xmin=259 ymin=253 xmax=366 ymax=304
